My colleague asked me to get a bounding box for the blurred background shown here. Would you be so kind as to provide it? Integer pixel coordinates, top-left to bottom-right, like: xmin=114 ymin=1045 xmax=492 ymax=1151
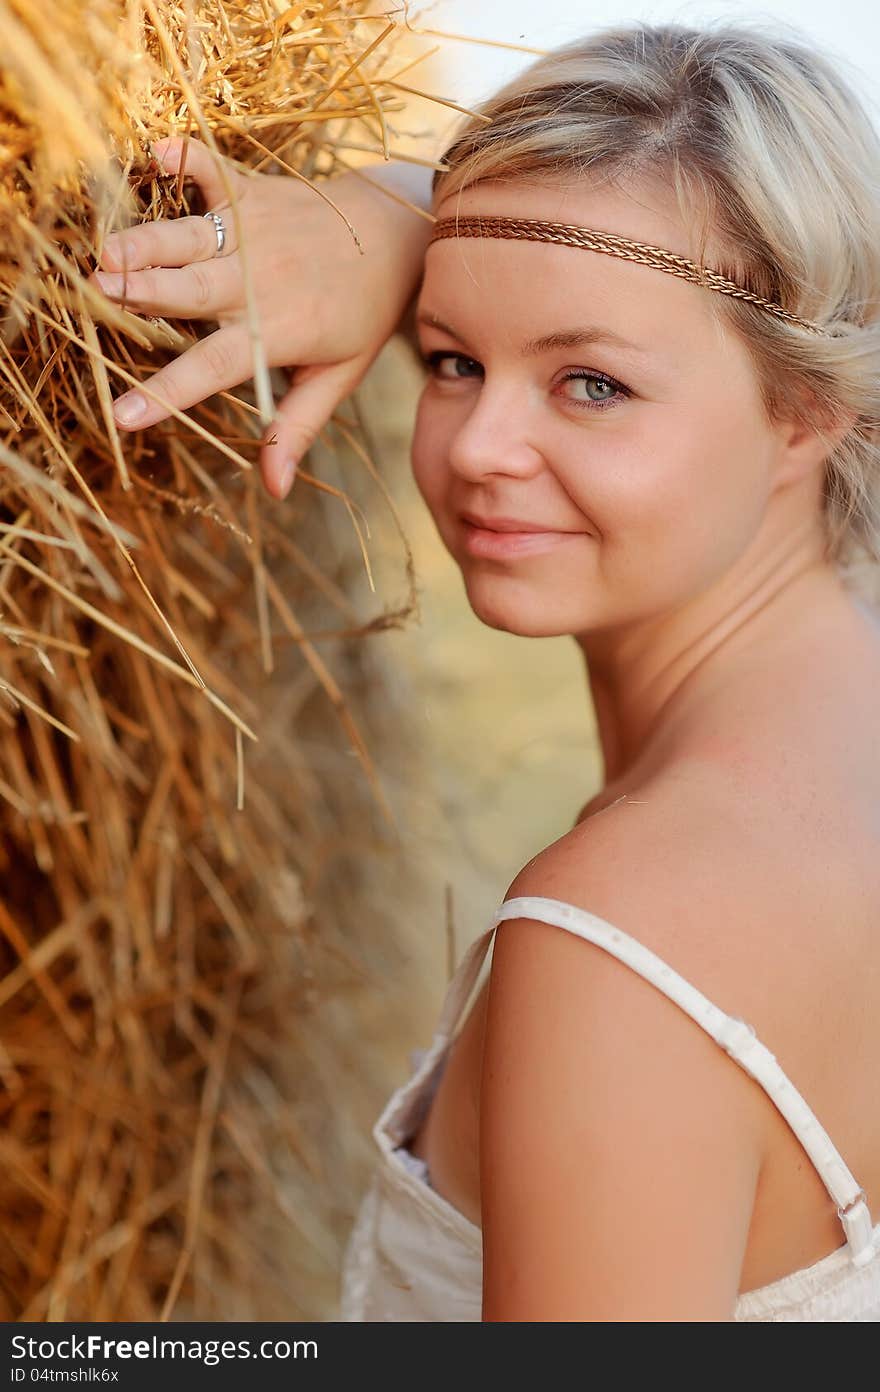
xmin=406 ymin=0 xmax=880 ymax=118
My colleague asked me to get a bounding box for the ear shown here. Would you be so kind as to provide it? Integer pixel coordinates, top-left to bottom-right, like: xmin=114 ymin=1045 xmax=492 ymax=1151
xmin=771 ymin=393 xmax=859 ymax=488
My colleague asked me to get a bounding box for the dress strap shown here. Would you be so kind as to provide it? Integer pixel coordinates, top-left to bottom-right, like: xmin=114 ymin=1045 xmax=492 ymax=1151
xmin=487 ymin=895 xmax=876 ymax=1268
xmin=434 ymin=922 xmax=497 ymax=1040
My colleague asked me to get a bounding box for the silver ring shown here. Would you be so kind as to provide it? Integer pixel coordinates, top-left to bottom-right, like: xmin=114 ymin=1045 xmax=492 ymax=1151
xmin=203 ymin=210 xmax=226 ymax=256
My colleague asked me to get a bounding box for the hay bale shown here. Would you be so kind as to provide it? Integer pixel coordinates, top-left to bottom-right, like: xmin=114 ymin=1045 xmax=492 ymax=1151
xmin=0 ymin=0 xmax=448 ymax=1321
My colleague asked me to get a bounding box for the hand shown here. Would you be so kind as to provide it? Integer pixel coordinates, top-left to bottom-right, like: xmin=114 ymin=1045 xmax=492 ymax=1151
xmin=88 ymin=137 xmax=433 ymax=499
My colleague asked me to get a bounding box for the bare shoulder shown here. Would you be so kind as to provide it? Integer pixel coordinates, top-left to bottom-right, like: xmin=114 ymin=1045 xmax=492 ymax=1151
xmin=480 ymin=775 xmax=771 ymax=1318
xmin=502 ymin=765 xmax=776 ymax=1008
xmin=493 ymin=772 xmax=777 ymax=1110
xmin=501 ymin=750 xmax=872 ymax=1034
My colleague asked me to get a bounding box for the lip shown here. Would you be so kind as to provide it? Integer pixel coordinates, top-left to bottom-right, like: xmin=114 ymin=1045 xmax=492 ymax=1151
xmin=460 ymin=511 xmax=562 ymax=533
xmin=460 ymin=516 xmax=584 ymax=559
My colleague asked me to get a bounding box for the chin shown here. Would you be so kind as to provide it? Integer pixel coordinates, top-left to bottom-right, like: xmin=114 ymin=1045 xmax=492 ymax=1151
xmin=462 ymin=577 xmax=575 ymax=638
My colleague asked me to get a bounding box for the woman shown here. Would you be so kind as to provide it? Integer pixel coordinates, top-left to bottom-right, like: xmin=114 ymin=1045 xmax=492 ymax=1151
xmin=93 ymin=21 xmax=880 ymax=1320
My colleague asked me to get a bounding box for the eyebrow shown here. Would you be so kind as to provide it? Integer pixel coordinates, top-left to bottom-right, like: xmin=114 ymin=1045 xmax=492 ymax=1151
xmin=416 ymin=311 xmax=652 ymax=359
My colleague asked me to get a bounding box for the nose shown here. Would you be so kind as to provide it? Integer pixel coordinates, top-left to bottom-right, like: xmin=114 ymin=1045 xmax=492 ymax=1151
xmin=445 ymin=380 xmax=544 ymax=483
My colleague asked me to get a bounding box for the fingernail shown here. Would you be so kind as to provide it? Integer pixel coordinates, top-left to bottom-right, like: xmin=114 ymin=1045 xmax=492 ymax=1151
xmin=95 ymin=271 xmax=124 ymax=295
xmin=278 ymin=459 xmax=297 ymax=498
xmin=113 ymin=392 xmax=147 ymax=426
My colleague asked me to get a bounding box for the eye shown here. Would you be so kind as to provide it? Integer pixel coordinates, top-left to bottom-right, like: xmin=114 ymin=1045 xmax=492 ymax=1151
xmin=420 ymin=350 xmax=482 ymax=381
xmin=558 ymin=370 xmax=631 ymax=412
xmin=419 ymin=351 xmax=631 ymax=413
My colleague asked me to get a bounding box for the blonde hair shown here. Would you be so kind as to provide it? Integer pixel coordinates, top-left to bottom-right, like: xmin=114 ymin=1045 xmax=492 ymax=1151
xmin=432 ymin=19 xmax=880 ymax=600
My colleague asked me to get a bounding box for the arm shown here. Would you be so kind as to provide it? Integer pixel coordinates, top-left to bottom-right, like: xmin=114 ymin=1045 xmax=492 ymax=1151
xmin=345 ymin=158 xmax=434 ymax=360
xmin=479 ymin=814 xmax=766 ymax=1321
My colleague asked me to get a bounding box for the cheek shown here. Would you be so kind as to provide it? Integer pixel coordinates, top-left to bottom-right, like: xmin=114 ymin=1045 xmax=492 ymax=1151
xmin=410 ymin=393 xmax=447 ymax=510
xmin=566 ymin=402 xmax=771 ymax=588
xmin=656 ymin=401 xmax=772 ymax=564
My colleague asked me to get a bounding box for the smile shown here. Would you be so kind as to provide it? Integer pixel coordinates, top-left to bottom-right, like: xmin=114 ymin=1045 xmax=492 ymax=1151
xmin=460 ymin=519 xmax=585 ymax=558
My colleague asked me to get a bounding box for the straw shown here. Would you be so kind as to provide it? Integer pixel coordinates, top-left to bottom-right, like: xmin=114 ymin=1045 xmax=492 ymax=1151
xmin=0 ymin=0 xmax=456 ymax=1321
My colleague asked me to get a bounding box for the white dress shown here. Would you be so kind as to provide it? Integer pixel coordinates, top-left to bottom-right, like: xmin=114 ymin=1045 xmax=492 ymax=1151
xmin=339 ymin=896 xmax=880 ymax=1321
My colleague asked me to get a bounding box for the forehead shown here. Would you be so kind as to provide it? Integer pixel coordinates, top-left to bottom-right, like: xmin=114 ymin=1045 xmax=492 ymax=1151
xmin=424 ymin=176 xmax=728 ymax=356
xmin=433 ymin=172 xmax=700 ymax=252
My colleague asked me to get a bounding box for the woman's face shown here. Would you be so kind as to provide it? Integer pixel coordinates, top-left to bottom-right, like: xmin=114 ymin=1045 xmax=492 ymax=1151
xmin=410 ymin=175 xmax=803 ymax=640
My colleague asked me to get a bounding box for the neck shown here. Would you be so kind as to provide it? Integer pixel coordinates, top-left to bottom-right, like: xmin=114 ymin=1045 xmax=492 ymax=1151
xmin=574 ymin=530 xmax=845 ymax=792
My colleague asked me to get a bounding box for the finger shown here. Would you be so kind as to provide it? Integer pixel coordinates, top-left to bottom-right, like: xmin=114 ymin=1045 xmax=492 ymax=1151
xmin=150 ymin=135 xmax=239 ymax=212
xmin=89 ymin=257 xmax=238 ymax=319
xmin=99 ymin=213 xmax=231 ymax=273
xmin=262 ymin=361 xmax=367 ymax=501
xmin=110 ymin=326 xmax=252 ymax=429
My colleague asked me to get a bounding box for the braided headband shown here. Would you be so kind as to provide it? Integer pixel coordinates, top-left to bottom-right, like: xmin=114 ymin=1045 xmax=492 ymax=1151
xmin=428 ymin=215 xmax=828 ymax=336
